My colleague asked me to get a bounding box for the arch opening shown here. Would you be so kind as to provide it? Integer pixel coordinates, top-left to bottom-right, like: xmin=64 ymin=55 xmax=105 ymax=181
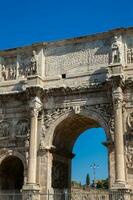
xmin=51 ymin=114 xmax=109 ymax=191
xmin=72 ymin=127 xmax=108 ymax=188
xmin=0 ymin=156 xmax=24 ymax=191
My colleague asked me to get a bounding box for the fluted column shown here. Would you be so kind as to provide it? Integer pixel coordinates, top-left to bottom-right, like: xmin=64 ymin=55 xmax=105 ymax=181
xmin=27 ymin=97 xmax=42 ymax=185
xmin=113 ymin=86 xmax=126 ymax=184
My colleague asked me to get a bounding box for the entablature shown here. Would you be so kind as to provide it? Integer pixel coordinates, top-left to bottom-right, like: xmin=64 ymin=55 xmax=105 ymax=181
xmin=0 ymin=27 xmax=133 ymax=94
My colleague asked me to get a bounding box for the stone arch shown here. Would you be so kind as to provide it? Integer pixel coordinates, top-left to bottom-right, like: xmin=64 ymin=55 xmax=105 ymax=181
xmin=45 ymin=107 xmax=111 ymax=149
xmin=46 ymin=107 xmax=110 ymax=191
xmin=0 ymin=153 xmax=25 ymax=191
xmin=0 ymin=150 xmax=27 ymax=170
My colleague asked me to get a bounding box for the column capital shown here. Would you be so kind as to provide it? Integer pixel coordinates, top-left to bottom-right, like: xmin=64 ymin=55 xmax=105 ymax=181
xmin=29 ymin=97 xmax=42 ymax=117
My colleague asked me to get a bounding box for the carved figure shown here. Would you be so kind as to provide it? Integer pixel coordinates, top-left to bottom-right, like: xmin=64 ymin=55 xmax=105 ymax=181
xmin=25 ymin=138 xmax=29 ymax=148
xmin=127 ymin=112 xmax=133 ymax=131
xmin=126 ymin=145 xmax=133 ymax=169
xmin=1 ymin=65 xmax=8 ymax=81
xmin=0 ymin=121 xmax=10 ymax=137
xmin=39 ymin=140 xmax=45 ymax=150
xmin=111 ymin=35 xmax=121 ymax=63
xmin=30 ymin=50 xmax=38 ymax=75
xmin=16 ymin=120 xmax=29 ymax=136
xmin=127 ymin=48 xmax=133 ymax=64
xmin=1 ymin=64 xmax=16 ymax=81
xmin=109 ymin=117 xmax=115 ymax=138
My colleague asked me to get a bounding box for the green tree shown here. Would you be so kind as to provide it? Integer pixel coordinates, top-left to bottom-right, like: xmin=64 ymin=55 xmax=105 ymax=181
xmin=96 ymin=178 xmax=109 ymax=189
xmin=86 ymin=174 xmax=90 ymax=186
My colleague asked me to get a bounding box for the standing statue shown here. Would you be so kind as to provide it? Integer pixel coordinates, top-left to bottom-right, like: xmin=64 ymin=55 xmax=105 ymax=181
xmin=30 ymin=50 xmax=38 ymax=75
xmin=111 ymin=35 xmax=121 ymax=64
xmin=0 ymin=121 xmax=10 ymax=137
xmin=1 ymin=65 xmax=8 ymax=81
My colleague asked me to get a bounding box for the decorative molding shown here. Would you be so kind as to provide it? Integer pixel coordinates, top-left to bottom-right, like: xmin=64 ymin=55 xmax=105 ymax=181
xmin=43 ymin=107 xmax=73 ymax=129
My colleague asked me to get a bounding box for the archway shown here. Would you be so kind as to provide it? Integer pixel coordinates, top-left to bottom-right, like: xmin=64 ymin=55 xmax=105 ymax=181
xmin=51 ymin=113 xmax=110 ymax=192
xmin=72 ymin=127 xmax=108 ymax=188
xmin=0 ymin=156 xmax=24 ymax=191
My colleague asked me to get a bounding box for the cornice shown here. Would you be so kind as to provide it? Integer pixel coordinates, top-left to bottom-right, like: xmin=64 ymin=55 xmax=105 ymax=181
xmin=43 ymin=82 xmax=109 ymax=96
xmin=0 ymin=81 xmax=110 ymax=102
xmin=0 ymin=27 xmax=132 ymax=53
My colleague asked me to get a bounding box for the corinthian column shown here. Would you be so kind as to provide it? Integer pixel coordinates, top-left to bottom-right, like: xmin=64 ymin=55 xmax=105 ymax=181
xmin=27 ymin=97 xmax=42 ymax=185
xmin=113 ymin=86 xmax=126 ymax=184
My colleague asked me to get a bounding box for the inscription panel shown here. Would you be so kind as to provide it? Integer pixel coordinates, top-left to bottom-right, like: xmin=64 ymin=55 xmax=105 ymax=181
xmin=45 ymin=39 xmax=110 ymax=76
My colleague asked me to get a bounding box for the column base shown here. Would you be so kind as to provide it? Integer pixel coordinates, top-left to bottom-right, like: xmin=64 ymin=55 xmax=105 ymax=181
xmin=111 ymin=182 xmax=131 ymax=190
xmin=22 ymin=184 xmax=40 ymax=200
xmin=110 ymin=184 xmax=131 ymax=200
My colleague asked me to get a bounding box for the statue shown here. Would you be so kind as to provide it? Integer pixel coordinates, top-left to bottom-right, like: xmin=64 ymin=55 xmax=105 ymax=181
xmin=30 ymin=50 xmax=38 ymax=75
xmin=1 ymin=65 xmax=8 ymax=81
xmin=111 ymin=35 xmax=121 ymax=64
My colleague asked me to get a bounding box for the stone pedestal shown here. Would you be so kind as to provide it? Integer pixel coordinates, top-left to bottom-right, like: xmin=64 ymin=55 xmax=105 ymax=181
xmin=110 ymin=188 xmax=131 ymax=200
xmin=22 ymin=184 xmax=40 ymax=200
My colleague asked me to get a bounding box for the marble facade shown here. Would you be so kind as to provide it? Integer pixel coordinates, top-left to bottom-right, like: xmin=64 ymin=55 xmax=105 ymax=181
xmin=0 ymin=28 xmax=133 ymax=199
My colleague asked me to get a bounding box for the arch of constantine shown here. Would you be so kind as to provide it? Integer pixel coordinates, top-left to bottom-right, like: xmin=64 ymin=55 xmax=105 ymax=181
xmin=0 ymin=27 xmax=133 ymax=199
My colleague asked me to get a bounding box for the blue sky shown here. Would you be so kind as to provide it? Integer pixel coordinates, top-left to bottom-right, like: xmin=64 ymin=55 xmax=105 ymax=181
xmin=72 ymin=128 xmax=108 ymax=184
xmin=0 ymin=0 xmax=132 ymax=183
xmin=0 ymin=0 xmax=133 ymax=50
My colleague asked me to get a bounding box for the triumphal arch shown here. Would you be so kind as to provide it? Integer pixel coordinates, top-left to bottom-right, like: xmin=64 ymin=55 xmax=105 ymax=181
xmin=0 ymin=27 xmax=133 ymax=199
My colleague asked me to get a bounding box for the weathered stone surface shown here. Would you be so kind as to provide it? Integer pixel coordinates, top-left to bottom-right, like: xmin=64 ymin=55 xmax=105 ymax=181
xmin=0 ymin=27 xmax=132 ymax=199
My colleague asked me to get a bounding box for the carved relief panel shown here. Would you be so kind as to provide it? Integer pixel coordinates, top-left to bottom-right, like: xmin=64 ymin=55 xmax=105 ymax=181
xmin=0 ymin=121 xmax=10 ymax=138
xmin=0 ymin=49 xmax=40 ymax=81
xmin=127 ymin=112 xmax=133 ymax=132
xmin=1 ymin=56 xmax=17 ymax=81
xmin=16 ymin=119 xmax=30 ymax=137
xmin=126 ymin=144 xmax=133 ymax=169
xmin=52 ymin=160 xmax=69 ymax=189
xmin=0 ymin=119 xmax=29 ymax=148
xmin=126 ymin=35 xmax=133 ymax=64
xmin=19 ymin=50 xmax=38 ymax=77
